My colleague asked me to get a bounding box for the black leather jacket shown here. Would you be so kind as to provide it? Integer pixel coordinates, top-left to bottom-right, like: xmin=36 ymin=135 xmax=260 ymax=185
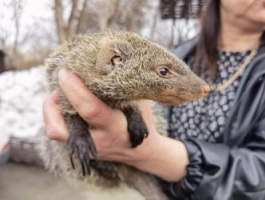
xmin=159 ymin=38 xmax=265 ymax=200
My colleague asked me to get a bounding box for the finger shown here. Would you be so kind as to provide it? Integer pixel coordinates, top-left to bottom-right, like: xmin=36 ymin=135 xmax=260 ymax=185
xmin=43 ymin=91 xmax=68 ymax=141
xmin=58 ymin=69 xmax=113 ymax=127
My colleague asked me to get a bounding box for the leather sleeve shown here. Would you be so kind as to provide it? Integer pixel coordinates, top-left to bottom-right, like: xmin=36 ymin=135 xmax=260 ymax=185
xmin=165 ymin=40 xmax=265 ymax=200
xmin=162 ymin=118 xmax=265 ymax=200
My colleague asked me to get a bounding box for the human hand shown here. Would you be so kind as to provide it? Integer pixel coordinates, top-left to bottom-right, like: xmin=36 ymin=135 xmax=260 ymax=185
xmin=43 ymin=69 xmax=159 ymax=163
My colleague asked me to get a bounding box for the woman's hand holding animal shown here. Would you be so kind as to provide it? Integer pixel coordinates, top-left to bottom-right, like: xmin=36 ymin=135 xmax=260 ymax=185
xmin=43 ymin=69 xmax=189 ymax=182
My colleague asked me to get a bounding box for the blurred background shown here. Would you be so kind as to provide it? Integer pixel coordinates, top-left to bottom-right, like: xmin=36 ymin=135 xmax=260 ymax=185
xmin=0 ymin=0 xmax=204 ymax=199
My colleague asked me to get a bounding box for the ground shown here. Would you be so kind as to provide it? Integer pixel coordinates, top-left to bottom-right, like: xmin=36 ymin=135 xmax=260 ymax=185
xmin=0 ymin=162 xmax=145 ymax=200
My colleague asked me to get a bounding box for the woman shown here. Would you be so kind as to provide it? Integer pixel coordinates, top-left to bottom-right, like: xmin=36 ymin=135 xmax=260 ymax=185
xmin=43 ymin=0 xmax=265 ymax=199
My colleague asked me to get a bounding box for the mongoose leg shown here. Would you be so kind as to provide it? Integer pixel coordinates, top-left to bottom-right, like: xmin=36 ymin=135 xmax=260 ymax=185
xmin=91 ymin=160 xmax=120 ymax=182
xmin=122 ymin=105 xmax=148 ymax=148
xmin=65 ymin=114 xmax=97 ymax=176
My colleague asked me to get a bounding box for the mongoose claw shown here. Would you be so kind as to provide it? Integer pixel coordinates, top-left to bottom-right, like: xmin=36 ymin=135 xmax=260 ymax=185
xmin=78 ymin=151 xmax=91 ymax=176
xmin=129 ymin=123 xmax=149 ymax=148
xmin=67 ymin=133 xmax=97 ymax=176
xmin=68 ymin=147 xmax=75 ymax=170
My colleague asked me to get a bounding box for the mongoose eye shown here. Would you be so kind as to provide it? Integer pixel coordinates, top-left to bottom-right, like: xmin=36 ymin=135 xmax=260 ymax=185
xmin=111 ymin=55 xmax=123 ymax=66
xmin=157 ymin=66 xmax=173 ymax=78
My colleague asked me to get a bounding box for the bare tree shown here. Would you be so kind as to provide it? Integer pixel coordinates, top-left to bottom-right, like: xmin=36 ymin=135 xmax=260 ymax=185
xmin=94 ymin=0 xmax=151 ymax=32
xmin=0 ymin=39 xmax=6 ymax=73
xmin=54 ymin=0 xmax=89 ymax=43
xmin=53 ymin=0 xmax=153 ymax=44
xmin=76 ymin=0 xmax=88 ymax=34
xmin=11 ymin=0 xmax=24 ymax=56
xmin=54 ymin=0 xmax=66 ymax=43
xmin=67 ymin=0 xmax=79 ymax=37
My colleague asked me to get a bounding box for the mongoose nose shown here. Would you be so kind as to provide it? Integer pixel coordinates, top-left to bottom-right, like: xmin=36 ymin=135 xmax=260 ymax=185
xmin=202 ymin=85 xmax=211 ymax=96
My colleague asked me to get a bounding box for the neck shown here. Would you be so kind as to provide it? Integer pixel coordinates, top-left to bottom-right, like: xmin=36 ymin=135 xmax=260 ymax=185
xmin=219 ymin=13 xmax=263 ymax=52
xmin=219 ymin=26 xmax=262 ymax=52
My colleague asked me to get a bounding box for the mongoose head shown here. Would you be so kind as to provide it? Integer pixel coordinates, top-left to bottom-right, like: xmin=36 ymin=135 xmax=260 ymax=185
xmin=47 ymin=31 xmax=209 ymax=105
xmin=92 ymin=31 xmax=210 ymax=105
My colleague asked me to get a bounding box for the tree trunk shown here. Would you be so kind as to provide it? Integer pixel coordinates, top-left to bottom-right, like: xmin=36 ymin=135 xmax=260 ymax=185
xmin=54 ymin=0 xmax=66 ymax=43
xmin=0 ymin=50 xmax=6 ymax=73
xmin=12 ymin=0 xmax=23 ymax=56
xmin=76 ymin=0 xmax=88 ymax=34
xmin=67 ymin=0 xmax=79 ymax=37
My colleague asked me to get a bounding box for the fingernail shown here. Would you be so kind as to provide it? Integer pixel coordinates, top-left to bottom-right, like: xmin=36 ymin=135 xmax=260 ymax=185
xmin=58 ymin=69 xmax=70 ymax=81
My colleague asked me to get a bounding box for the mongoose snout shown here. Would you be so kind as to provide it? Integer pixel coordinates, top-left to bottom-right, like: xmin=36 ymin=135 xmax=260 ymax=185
xmin=202 ymin=85 xmax=211 ymax=95
xmin=44 ymin=31 xmax=209 ymax=200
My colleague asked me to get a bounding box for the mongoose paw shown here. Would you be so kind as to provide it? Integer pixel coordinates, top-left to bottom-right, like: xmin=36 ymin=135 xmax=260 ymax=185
xmin=129 ymin=123 xmax=149 ymax=148
xmin=122 ymin=106 xmax=149 ymax=148
xmin=67 ymin=133 xmax=97 ymax=176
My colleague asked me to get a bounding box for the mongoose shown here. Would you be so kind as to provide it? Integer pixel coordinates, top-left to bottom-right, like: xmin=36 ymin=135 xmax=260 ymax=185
xmin=41 ymin=30 xmax=209 ymax=200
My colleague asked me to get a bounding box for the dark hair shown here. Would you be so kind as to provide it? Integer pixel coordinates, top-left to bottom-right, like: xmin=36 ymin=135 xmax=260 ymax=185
xmin=195 ymin=0 xmax=265 ymax=80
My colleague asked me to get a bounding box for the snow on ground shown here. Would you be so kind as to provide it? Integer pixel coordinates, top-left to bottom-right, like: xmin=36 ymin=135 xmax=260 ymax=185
xmin=0 ymin=66 xmax=47 ymax=139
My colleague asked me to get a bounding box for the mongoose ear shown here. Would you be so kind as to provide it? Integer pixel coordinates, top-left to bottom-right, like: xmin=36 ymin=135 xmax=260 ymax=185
xmin=96 ymin=40 xmax=134 ymax=74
